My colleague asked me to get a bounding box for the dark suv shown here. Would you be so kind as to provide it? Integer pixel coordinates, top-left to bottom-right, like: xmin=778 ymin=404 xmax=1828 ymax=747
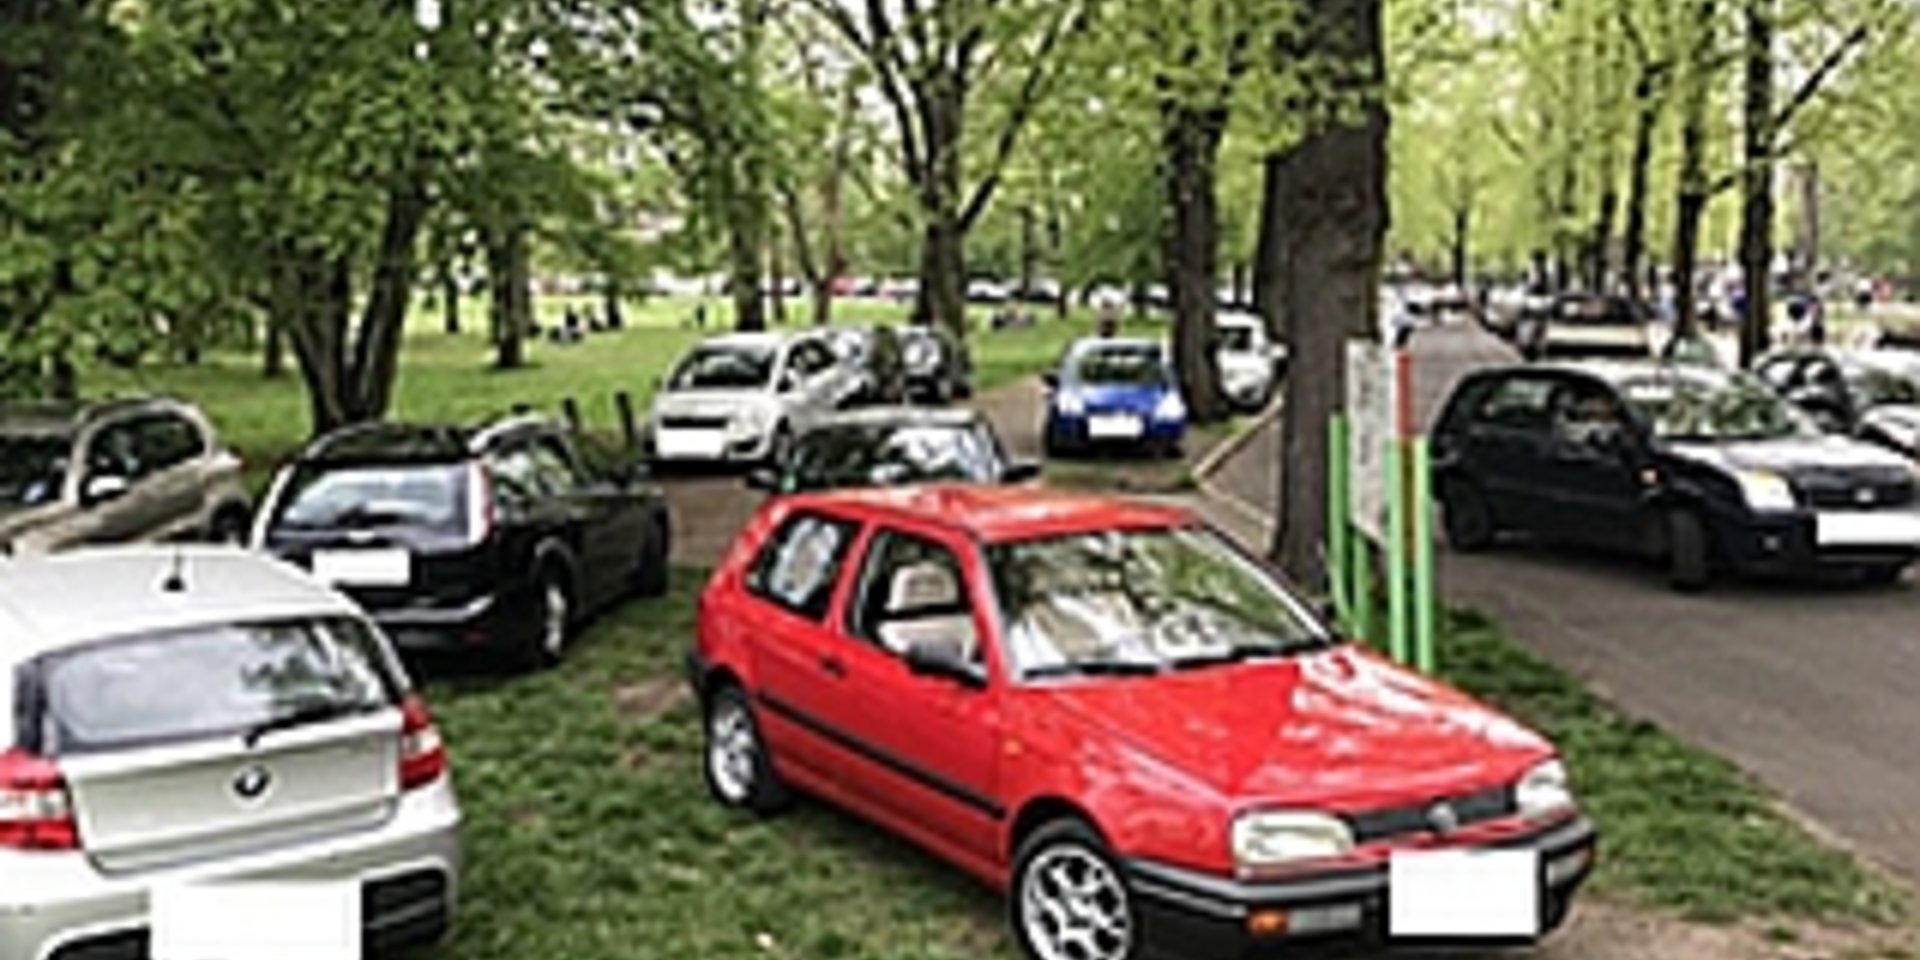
xmin=255 ymin=417 xmax=672 ymax=669
xmin=1433 ymin=361 xmax=1920 ymax=590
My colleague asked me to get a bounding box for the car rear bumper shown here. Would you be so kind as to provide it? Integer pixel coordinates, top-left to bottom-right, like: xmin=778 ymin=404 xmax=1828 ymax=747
xmin=1 ymin=779 xmax=462 ymax=960
xmin=1124 ymin=815 xmax=1596 ymax=960
xmin=1046 ymin=414 xmax=1186 ymax=449
xmin=371 ymin=593 xmax=511 ymax=653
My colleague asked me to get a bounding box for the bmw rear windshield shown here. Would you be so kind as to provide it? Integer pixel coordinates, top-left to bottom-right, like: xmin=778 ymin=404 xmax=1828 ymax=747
xmin=14 ymin=617 xmax=404 ymax=756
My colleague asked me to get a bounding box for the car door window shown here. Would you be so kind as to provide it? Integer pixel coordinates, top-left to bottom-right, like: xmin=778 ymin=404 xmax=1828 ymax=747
xmin=134 ymin=413 xmax=207 ymax=473
xmin=527 ymin=436 xmax=589 ymax=494
xmin=1548 ymin=382 xmax=1627 ymax=451
xmin=748 ymin=512 xmax=859 ymax=621
xmin=85 ymin=419 xmax=147 ymax=481
xmin=1473 ymin=376 xmax=1555 ymax=433
xmin=484 ymin=443 xmax=545 ymax=507
xmin=1757 ymin=357 xmax=1801 ymax=391
xmin=848 ymin=530 xmax=980 ymax=666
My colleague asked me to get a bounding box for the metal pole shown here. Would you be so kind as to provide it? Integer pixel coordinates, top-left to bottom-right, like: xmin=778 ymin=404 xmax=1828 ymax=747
xmin=1386 ymin=439 xmax=1410 ymax=665
xmin=1412 ymin=437 xmax=1437 ymax=673
xmin=1327 ymin=415 xmax=1352 ymax=630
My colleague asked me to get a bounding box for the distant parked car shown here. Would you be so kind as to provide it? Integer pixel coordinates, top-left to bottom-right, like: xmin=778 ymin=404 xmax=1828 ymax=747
xmin=255 ymin=417 xmax=671 ymax=669
xmin=649 ymin=332 xmax=862 ymax=466
xmin=900 ymin=325 xmax=974 ymax=403
xmin=1516 ymin=294 xmax=1656 ymax=360
xmin=748 ymin=408 xmax=1037 ymax=494
xmin=1215 ymin=312 xmax=1285 ymax=411
xmin=1433 ymin=360 xmax=1920 ymax=590
xmin=828 ymin=326 xmax=907 ymax=406
xmin=965 ymin=278 xmax=1013 ymax=305
xmin=1755 ymin=347 xmax=1920 ymax=435
xmin=690 ymin=486 xmax=1596 ymax=960
xmin=1043 ymin=338 xmax=1187 ymax=458
xmin=0 ymin=547 xmax=461 ymax=960
xmin=0 ymin=397 xmax=251 ymax=555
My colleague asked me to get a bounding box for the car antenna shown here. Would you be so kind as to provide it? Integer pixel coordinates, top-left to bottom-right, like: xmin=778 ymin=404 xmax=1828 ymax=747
xmin=161 ymin=547 xmax=188 ymax=593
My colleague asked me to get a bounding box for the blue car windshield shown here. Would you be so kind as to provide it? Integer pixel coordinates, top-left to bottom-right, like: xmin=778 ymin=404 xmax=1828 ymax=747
xmin=1074 ymin=345 xmax=1167 ymax=386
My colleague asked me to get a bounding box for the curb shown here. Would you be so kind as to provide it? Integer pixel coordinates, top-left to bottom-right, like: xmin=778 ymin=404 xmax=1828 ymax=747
xmin=1193 ymin=397 xmax=1284 ymax=484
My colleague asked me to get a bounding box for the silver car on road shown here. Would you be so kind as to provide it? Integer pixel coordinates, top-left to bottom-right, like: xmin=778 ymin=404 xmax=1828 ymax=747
xmin=648 ymin=331 xmax=864 ymax=466
xmin=0 ymin=398 xmax=252 ymax=554
xmin=0 ymin=547 xmax=462 ymax=960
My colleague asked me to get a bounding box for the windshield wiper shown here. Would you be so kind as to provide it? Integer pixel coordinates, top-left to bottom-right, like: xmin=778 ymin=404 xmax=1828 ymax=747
xmin=1169 ymin=646 xmax=1298 ymax=671
xmin=1023 ymin=661 xmax=1166 ymax=681
xmin=243 ymin=701 xmax=362 ymax=748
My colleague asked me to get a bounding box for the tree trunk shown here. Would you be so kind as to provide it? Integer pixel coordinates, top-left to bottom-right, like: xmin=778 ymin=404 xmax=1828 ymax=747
xmin=729 ymin=213 xmax=767 ymax=332
xmin=1738 ymin=0 xmax=1776 ymax=366
xmin=1449 ymin=204 xmax=1470 ymax=288
xmin=1019 ymin=205 xmax=1038 ymax=297
xmin=263 ymin=320 xmax=286 ymax=378
xmin=276 ymin=244 xmax=355 ymax=436
xmin=1274 ymin=0 xmax=1389 ymax=589
xmin=915 ymin=81 xmax=969 ymax=338
xmin=442 ymin=270 xmax=461 ymax=334
xmin=1163 ymin=102 xmax=1229 ymax=424
xmin=488 ymin=223 xmax=531 ymax=370
xmin=919 ymin=212 xmax=967 ymax=337
xmin=1253 ymin=151 xmax=1291 ymax=341
xmin=604 ymin=276 xmax=624 ymax=329
xmin=1623 ymin=82 xmax=1658 ymax=301
xmin=769 ymin=224 xmax=789 ymax=327
xmin=1587 ymin=186 xmax=1618 ymax=291
xmin=1673 ymin=0 xmax=1716 ymax=339
xmin=348 ymin=177 xmax=428 ymax=418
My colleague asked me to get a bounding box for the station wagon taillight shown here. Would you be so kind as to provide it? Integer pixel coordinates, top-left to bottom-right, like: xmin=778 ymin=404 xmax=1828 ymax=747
xmin=398 ymin=695 xmax=447 ymax=791
xmin=0 ymin=747 xmax=78 ymax=851
xmin=466 ymin=462 xmax=496 ymax=547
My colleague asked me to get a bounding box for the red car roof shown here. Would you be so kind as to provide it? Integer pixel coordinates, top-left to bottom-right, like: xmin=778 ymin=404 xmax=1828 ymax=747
xmin=783 ymin=484 xmax=1195 ymax=544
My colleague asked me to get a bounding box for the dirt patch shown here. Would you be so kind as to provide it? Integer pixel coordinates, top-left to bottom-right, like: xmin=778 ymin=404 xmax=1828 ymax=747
xmin=613 ymin=676 xmax=692 ymax=723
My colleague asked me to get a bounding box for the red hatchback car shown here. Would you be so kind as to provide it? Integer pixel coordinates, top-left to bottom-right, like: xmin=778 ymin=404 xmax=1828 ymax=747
xmin=688 ymin=486 xmax=1596 ymax=960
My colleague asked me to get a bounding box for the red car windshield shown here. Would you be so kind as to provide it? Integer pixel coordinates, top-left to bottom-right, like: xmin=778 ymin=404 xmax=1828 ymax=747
xmin=987 ymin=527 xmax=1331 ymax=680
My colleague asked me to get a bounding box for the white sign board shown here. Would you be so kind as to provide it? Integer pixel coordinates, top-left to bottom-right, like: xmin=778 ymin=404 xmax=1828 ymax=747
xmin=1346 ymin=340 xmax=1397 ymax=543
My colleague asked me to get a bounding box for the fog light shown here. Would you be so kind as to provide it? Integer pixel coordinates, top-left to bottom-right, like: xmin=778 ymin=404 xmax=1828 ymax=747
xmin=1287 ymin=903 xmax=1365 ymax=935
xmin=1246 ymin=910 xmax=1288 ymax=937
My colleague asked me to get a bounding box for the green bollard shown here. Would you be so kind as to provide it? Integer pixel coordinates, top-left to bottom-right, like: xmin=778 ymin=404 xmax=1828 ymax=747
xmin=1412 ymin=437 xmax=1437 ymax=673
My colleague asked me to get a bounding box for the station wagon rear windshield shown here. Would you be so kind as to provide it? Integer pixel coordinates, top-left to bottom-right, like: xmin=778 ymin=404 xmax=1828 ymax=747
xmin=0 ymin=434 xmax=69 ymax=507
xmin=274 ymin=462 xmax=471 ymax=533
xmin=1622 ymin=376 xmax=1812 ymax=442
xmin=19 ymin=617 xmax=401 ymax=756
xmin=1074 ymin=346 xmax=1167 ymax=386
xmin=789 ymin=424 xmax=999 ymax=489
xmin=670 ymin=344 xmax=776 ymax=390
xmin=988 ymin=527 xmax=1330 ymax=680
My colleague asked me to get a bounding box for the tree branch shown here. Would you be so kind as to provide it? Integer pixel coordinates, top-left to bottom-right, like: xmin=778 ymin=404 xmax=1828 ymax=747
xmin=958 ymin=8 xmax=1070 ymax=230
xmin=1773 ymin=22 xmax=1870 ymax=134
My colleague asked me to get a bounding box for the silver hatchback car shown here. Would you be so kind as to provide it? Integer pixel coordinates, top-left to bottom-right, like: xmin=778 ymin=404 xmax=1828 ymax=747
xmin=0 ymin=547 xmax=462 ymax=960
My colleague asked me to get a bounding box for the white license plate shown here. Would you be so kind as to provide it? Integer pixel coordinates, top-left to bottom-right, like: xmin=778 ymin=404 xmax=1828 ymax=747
xmin=656 ymin=429 xmax=728 ymax=459
xmin=1816 ymin=511 xmax=1920 ymax=547
xmin=311 ymin=549 xmax=411 ymax=587
xmin=153 ymin=881 xmax=361 ymax=960
xmin=1086 ymin=414 xmax=1143 ymax=439
xmin=1389 ymin=848 xmax=1539 ymax=938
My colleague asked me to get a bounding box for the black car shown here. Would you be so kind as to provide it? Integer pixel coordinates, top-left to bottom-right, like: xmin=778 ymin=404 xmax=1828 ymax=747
xmin=1433 ymin=361 xmax=1920 ymax=590
xmin=899 ymin=325 xmax=973 ymax=403
xmin=255 ymin=417 xmax=672 ymax=669
xmin=746 ymin=408 xmax=1036 ymax=494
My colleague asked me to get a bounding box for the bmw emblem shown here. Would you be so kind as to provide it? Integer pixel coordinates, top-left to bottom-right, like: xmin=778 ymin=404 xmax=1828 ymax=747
xmin=1426 ymin=801 xmax=1461 ymax=835
xmin=233 ymin=766 xmax=273 ymax=803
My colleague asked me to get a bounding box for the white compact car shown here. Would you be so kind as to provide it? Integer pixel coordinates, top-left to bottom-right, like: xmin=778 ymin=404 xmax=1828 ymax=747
xmin=0 ymin=547 xmax=462 ymax=960
xmin=1215 ymin=312 xmax=1286 ymax=411
xmin=649 ymin=332 xmax=863 ymax=466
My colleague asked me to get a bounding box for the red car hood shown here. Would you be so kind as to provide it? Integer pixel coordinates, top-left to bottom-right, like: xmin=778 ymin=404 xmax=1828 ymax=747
xmin=1037 ymin=645 xmax=1552 ymax=811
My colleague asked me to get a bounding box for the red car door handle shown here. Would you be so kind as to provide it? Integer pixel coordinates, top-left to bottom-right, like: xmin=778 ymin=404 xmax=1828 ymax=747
xmin=819 ymin=655 xmax=847 ymax=678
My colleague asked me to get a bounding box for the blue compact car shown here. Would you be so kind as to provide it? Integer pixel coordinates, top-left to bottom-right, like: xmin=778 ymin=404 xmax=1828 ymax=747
xmin=1043 ymin=337 xmax=1188 ymax=458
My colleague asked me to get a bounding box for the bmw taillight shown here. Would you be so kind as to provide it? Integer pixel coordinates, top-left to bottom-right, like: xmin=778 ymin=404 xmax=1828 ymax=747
xmin=0 ymin=747 xmax=78 ymax=851
xmin=398 ymin=695 xmax=447 ymax=791
xmin=465 ymin=462 xmax=496 ymax=547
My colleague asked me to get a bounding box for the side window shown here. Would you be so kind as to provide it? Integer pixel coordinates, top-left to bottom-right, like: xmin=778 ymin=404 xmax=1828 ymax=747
xmin=485 ymin=444 xmax=545 ymax=506
xmin=748 ymin=513 xmax=860 ymax=621
xmin=136 ymin=413 xmax=207 ymax=472
xmin=1473 ymin=376 xmax=1556 ymax=432
xmin=526 ymin=437 xmax=589 ymax=494
xmin=85 ymin=420 xmax=146 ymax=480
xmin=1548 ymin=381 xmax=1627 ymax=448
xmin=1757 ymin=358 xmax=1799 ymax=391
xmin=848 ymin=530 xmax=980 ymax=664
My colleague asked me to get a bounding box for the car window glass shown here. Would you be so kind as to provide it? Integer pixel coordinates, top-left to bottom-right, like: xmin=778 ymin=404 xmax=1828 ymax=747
xmin=1474 ymin=376 xmax=1555 ymax=431
xmin=135 ymin=413 xmax=207 ymax=471
xmin=0 ymin=433 xmax=71 ymax=506
xmin=1757 ymin=358 xmax=1799 ymax=390
xmin=485 ymin=444 xmax=546 ymax=505
xmin=276 ymin=462 xmax=468 ymax=532
xmin=528 ymin=437 xmax=588 ymax=493
xmin=848 ymin=530 xmax=979 ymax=664
xmin=1548 ymin=382 xmax=1626 ymax=448
xmin=28 ymin=617 xmax=398 ymax=756
xmin=85 ymin=420 xmax=147 ymax=481
xmin=748 ymin=513 xmax=859 ymax=621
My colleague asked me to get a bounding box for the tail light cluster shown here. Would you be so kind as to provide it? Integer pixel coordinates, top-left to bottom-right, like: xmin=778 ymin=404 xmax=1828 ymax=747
xmin=398 ymin=694 xmax=447 ymax=791
xmin=465 ymin=462 xmax=496 ymax=548
xmin=0 ymin=747 xmax=78 ymax=851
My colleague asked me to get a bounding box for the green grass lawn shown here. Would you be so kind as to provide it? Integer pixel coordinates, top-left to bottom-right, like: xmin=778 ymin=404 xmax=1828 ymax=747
xmin=417 ymin=578 xmax=1903 ymax=960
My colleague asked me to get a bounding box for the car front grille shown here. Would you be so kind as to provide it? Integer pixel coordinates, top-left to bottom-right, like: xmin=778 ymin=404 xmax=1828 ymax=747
xmin=1799 ymin=475 xmax=1916 ymax=510
xmin=660 ymin=415 xmax=730 ymax=430
xmin=1343 ymin=784 xmax=1516 ymax=844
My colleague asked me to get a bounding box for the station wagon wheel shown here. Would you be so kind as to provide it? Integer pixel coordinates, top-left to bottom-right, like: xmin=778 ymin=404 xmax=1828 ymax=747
xmin=1439 ymin=477 xmax=1495 ymax=552
xmin=1012 ymin=821 xmax=1137 ymax=960
xmin=1666 ymin=508 xmax=1711 ymax=593
xmin=633 ymin=513 xmax=671 ymax=598
xmin=703 ymin=685 xmax=791 ymax=815
xmin=518 ymin=569 xmax=573 ymax=670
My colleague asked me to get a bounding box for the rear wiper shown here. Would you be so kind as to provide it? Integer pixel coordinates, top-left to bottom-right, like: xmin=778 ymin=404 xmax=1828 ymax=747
xmin=1023 ymin=661 xmax=1166 ymax=681
xmin=328 ymin=506 xmax=419 ymax=529
xmin=243 ymin=701 xmax=359 ymax=748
